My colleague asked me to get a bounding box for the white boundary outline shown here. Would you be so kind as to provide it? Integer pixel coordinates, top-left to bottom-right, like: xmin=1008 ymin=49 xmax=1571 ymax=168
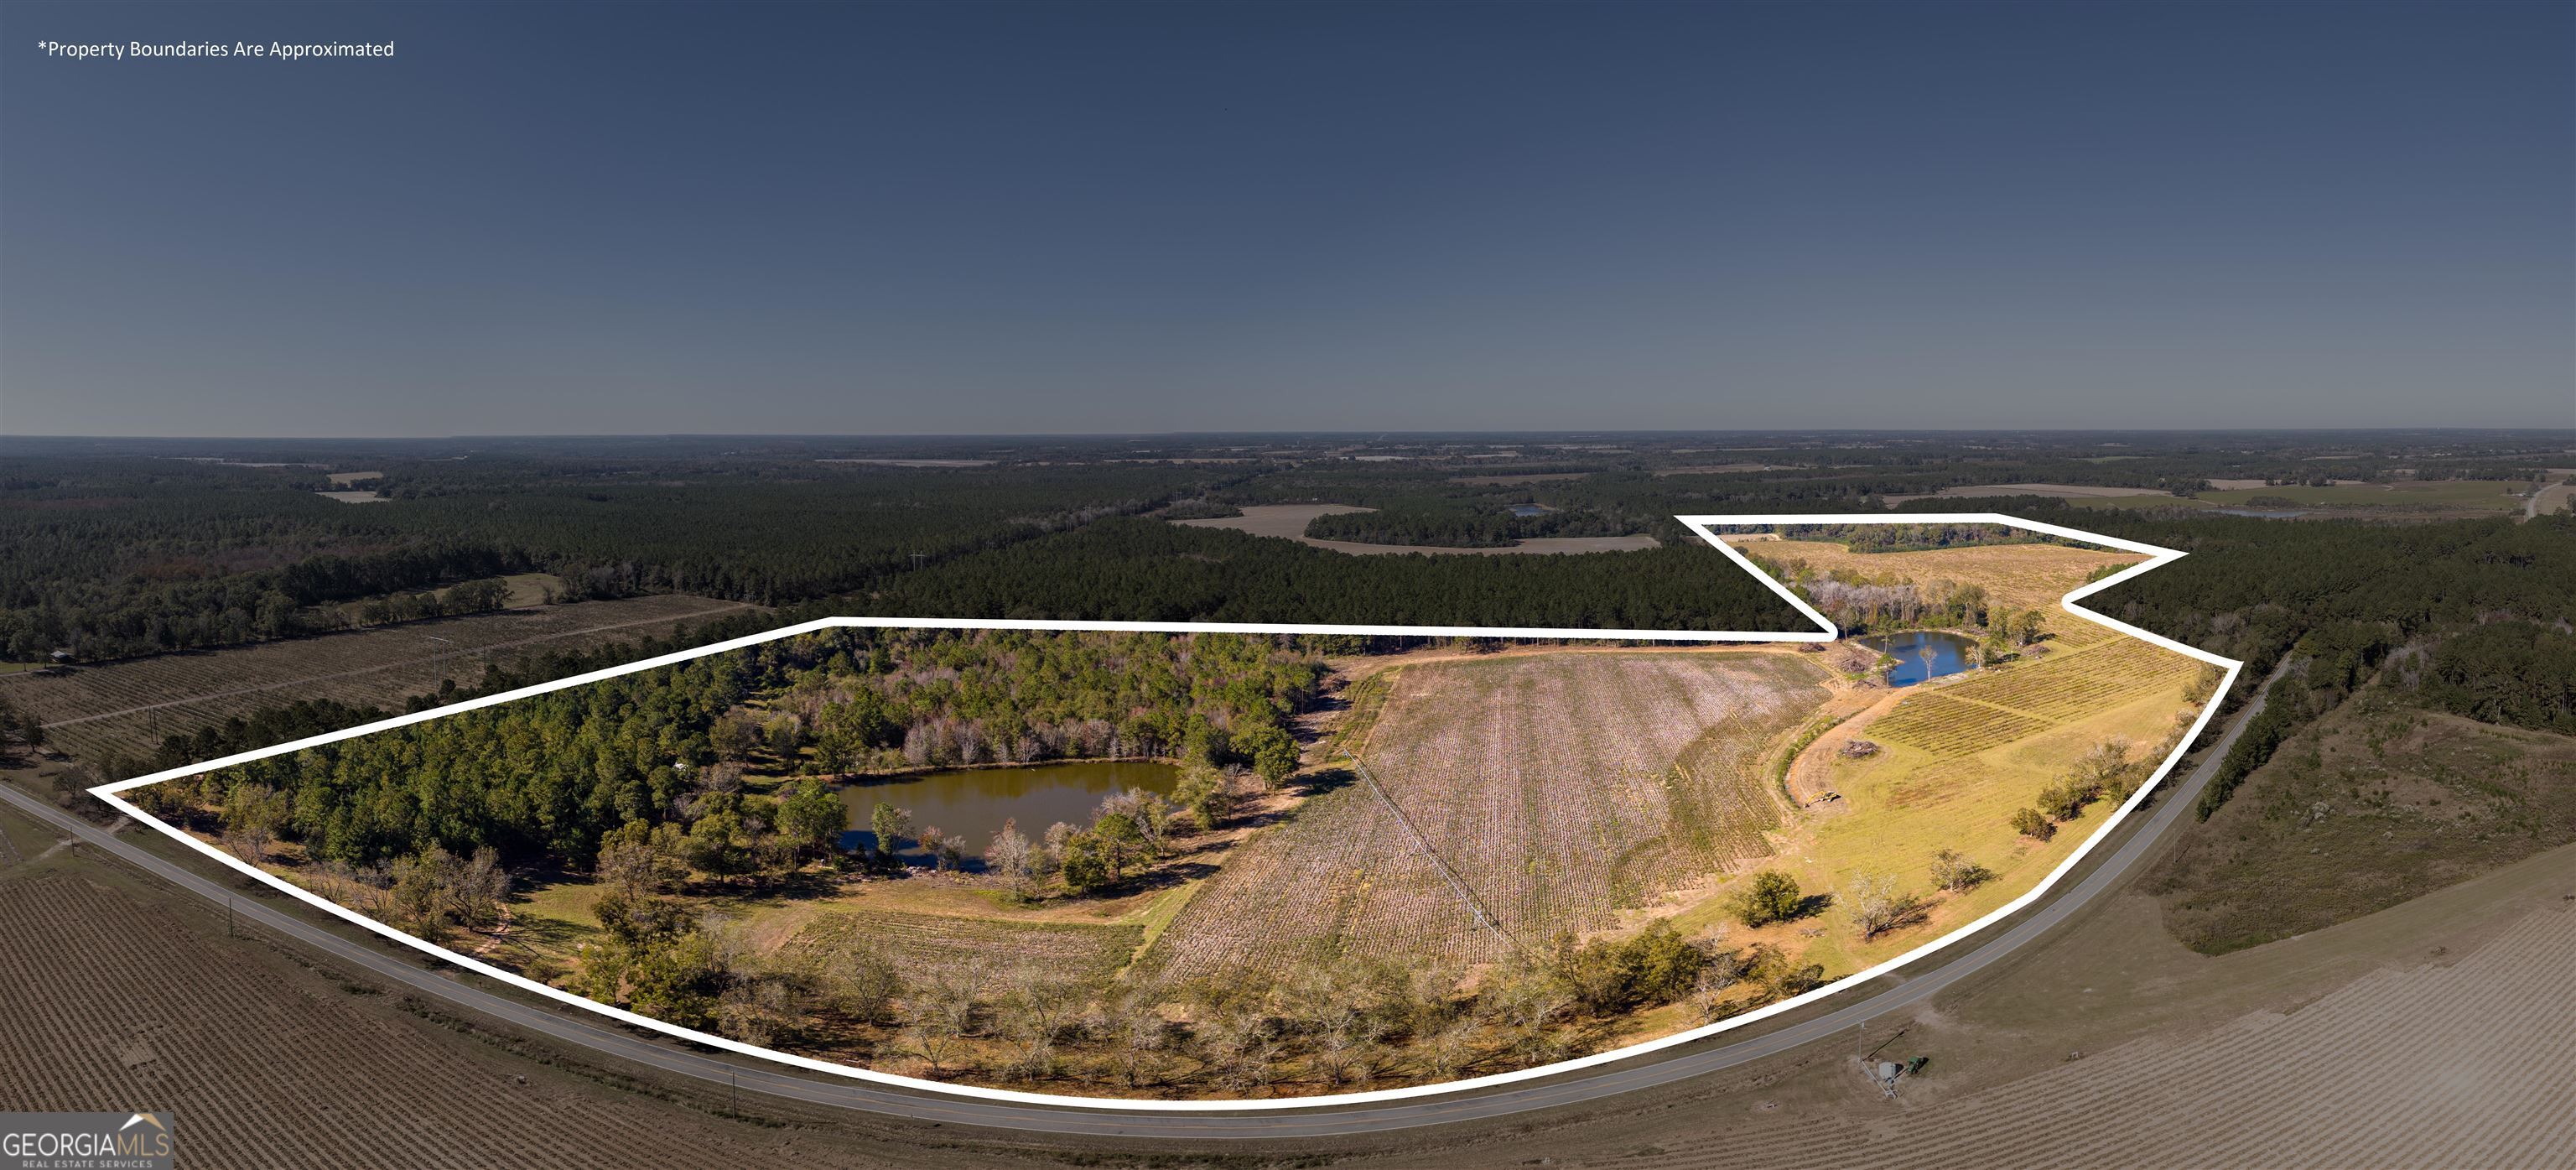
xmin=91 ymin=512 xmax=2237 ymax=1113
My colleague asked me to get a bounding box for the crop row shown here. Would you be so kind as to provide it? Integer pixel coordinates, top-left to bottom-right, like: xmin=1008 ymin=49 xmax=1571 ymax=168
xmin=1867 ymin=694 xmax=2053 ymax=758
xmin=1947 ymin=638 xmax=2196 ymax=722
xmin=1363 ymin=653 xmax=1826 ymax=951
xmin=0 ymin=871 xmax=834 ymax=1169
xmin=1140 ymin=771 xmax=1498 ymax=984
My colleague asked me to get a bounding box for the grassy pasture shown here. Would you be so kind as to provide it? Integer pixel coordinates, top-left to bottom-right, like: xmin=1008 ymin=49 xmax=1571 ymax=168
xmin=1670 ymin=626 xmax=2205 ymax=980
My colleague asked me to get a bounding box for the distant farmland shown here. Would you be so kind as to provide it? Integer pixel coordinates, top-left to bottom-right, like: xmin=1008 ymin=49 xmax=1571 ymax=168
xmin=1 ymin=594 xmax=755 ymax=764
xmin=1143 ymin=651 xmax=1830 ymax=978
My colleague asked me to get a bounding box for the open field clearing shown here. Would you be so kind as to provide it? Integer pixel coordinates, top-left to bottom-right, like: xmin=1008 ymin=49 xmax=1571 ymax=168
xmin=1667 ymin=626 xmax=2206 ymax=980
xmin=1176 ymin=503 xmax=1661 ymax=555
xmin=1145 ymin=652 xmax=1831 ymax=977
xmin=1878 ymin=483 xmax=2179 ymax=507
xmin=1724 ymin=537 xmax=2143 ymax=612
xmin=1140 ymin=769 xmax=1505 ymax=980
xmin=0 ymin=594 xmax=754 ymax=763
xmin=2199 ymin=479 xmax=2531 ymax=512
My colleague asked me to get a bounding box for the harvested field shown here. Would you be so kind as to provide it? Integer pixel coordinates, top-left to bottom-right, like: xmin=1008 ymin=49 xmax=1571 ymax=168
xmin=1140 ymin=772 xmax=1494 ymax=980
xmin=783 ymin=907 xmax=1143 ymax=983
xmin=1176 ymin=504 xmax=1660 ymax=556
xmin=1725 ymin=538 xmax=2142 ymax=612
xmin=1145 ymin=652 xmax=1830 ymax=977
xmin=0 ymin=595 xmax=756 ymax=763
xmin=0 ymin=865 xmax=1015 ymax=1170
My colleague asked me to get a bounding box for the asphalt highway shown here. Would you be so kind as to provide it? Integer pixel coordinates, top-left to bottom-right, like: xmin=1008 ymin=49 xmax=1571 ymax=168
xmin=0 ymin=666 xmax=2277 ymax=1141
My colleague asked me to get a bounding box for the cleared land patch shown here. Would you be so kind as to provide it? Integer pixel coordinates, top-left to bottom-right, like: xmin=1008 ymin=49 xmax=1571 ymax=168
xmin=0 ymin=594 xmax=754 ymax=763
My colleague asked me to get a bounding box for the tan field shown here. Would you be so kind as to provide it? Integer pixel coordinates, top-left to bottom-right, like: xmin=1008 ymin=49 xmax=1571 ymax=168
xmin=1724 ymin=536 xmax=2144 ymax=611
xmin=1667 ymin=632 xmax=2207 ymax=981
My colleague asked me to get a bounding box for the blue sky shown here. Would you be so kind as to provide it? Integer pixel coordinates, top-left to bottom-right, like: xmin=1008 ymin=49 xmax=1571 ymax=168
xmin=3 ymin=1 xmax=2568 ymax=435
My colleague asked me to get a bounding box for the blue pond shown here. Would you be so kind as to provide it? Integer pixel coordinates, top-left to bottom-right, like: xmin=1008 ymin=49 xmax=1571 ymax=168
xmin=1862 ymin=631 xmax=1979 ymax=687
xmin=1509 ymin=503 xmax=1553 ymax=517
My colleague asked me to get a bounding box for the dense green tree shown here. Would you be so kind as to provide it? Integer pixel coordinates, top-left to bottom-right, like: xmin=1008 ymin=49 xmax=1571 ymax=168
xmin=1727 ymin=870 xmax=1802 ymax=927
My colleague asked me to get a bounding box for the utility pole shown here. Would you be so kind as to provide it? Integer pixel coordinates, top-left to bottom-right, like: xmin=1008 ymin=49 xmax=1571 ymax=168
xmin=423 ymin=635 xmax=454 ymax=696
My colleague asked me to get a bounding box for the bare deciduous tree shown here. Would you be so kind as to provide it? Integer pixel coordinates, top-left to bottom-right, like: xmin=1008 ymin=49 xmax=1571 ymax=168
xmin=1847 ymin=872 xmax=1921 ymax=940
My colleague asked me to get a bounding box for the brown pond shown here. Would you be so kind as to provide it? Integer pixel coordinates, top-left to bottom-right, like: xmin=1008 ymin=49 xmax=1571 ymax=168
xmin=834 ymin=760 xmax=1181 ymax=858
